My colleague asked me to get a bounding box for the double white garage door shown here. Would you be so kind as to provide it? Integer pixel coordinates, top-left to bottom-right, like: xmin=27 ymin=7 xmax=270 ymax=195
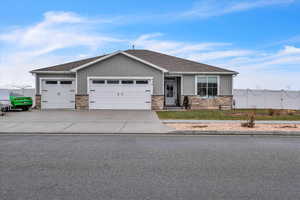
xmin=89 ymin=78 xmax=153 ymax=110
xmin=41 ymin=77 xmax=153 ymax=110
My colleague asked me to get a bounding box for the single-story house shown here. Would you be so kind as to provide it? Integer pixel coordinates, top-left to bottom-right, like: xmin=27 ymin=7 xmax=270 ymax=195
xmin=30 ymin=49 xmax=238 ymax=110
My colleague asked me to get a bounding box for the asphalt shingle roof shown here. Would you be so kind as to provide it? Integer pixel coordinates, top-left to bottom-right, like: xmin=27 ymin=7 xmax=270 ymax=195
xmin=125 ymin=50 xmax=236 ymax=73
xmin=31 ymin=55 xmax=106 ymax=72
xmin=31 ymin=49 xmax=237 ymax=74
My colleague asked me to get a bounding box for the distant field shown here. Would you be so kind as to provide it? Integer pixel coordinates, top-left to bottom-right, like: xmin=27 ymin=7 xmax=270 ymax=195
xmin=157 ymin=109 xmax=300 ymax=121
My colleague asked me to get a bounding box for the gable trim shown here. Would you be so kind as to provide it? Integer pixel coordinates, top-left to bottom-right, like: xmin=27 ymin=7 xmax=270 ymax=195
xmin=70 ymin=51 xmax=168 ymax=73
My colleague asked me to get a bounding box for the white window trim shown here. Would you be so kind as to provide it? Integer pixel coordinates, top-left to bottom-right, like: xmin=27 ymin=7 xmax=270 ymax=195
xmin=195 ymin=75 xmax=220 ymax=98
xmin=39 ymin=77 xmax=76 ymax=95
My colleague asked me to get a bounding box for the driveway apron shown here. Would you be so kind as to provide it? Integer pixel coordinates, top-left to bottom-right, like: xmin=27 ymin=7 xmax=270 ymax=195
xmin=0 ymin=110 xmax=173 ymax=134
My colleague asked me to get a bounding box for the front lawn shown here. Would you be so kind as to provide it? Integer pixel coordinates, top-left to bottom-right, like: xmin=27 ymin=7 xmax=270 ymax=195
xmin=157 ymin=109 xmax=300 ymax=121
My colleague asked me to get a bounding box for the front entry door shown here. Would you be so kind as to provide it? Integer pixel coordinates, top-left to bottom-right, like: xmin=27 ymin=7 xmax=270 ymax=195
xmin=165 ymin=79 xmax=177 ymax=106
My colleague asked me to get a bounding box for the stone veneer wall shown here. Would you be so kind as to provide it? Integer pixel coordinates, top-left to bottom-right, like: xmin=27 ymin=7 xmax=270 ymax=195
xmin=151 ymin=95 xmax=164 ymax=110
xmin=188 ymin=95 xmax=233 ymax=110
xmin=35 ymin=95 xmax=41 ymax=110
xmin=75 ymin=95 xmax=89 ymax=110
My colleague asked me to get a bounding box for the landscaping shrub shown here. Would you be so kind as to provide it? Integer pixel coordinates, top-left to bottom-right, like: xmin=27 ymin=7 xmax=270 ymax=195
xmin=183 ymin=96 xmax=190 ymax=110
xmin=241 ymin=112 xmax=256 ymax=128
xmin=268 ymin=109 xmax=275 ymax=116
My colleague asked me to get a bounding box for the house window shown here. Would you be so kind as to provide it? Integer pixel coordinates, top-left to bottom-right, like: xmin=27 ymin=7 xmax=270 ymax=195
xmin=136 ymin=80 xmax=148 ymax=84
xmin=107 ymin=80 xmax=119 ymax=84
xmin=92 ymin=80 xmax=105 ymax=84
xmin=45 ymin=81 xmax=58 ymax=84
xmin=121 ymin=80 xmax=134 ymax=84
xmin=197 ymin=76 xmax=218 ymax=97
xmin=60 ymin=81 xmax=72 ymax=84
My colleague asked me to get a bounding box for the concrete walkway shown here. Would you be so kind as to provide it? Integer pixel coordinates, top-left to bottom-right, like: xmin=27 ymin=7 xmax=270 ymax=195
xmin=0 ymin=110 xmax=173 ymax=134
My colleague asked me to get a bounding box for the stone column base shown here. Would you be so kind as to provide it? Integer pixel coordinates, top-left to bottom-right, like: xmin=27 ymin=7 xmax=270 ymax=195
xmin=35 ymin=95 xmax=41 ymax=110
xmin=151 ymin=95 xmax=164 ymax=110
xmin=188 ymin=95 xmax=233 ymax=110
xmin=75 ymin=94 xmax=89 ymax=110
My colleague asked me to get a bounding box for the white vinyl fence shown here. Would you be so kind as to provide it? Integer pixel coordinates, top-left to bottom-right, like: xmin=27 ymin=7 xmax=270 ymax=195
xmin=233 ymin=89 xmax=300 ymax=110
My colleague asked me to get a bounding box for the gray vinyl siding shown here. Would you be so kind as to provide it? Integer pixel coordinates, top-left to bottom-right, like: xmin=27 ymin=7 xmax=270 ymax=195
xmin=77 ymin=54 xmax=164 ymax=95
xmin=181 ymin=74 xmax=233 ymax=96
xmin=219 ymin=75 xmax=233 ymax=96
xmin=182 ymin=75 xmax=196 ymax=95
xmin=35 ymin=73 xmax=76 ymax=95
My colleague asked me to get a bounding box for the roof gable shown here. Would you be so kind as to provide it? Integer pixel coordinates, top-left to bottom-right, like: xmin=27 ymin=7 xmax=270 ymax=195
xmin=70 ymin=51 xmax=168 ymax=72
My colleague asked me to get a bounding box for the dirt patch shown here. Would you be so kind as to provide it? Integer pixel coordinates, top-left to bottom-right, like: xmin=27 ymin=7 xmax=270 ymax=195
xmin=166 ymin=123 xmax=300 ymax=132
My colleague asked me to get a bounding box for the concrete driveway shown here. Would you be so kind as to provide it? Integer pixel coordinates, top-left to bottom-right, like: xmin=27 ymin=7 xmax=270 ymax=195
xmin=0 ymin=110 xmax=173 ymax=134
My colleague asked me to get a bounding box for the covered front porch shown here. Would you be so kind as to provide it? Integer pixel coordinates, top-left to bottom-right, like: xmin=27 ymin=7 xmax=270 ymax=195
xmin=164 ymin=76 xmax=182 ymax=108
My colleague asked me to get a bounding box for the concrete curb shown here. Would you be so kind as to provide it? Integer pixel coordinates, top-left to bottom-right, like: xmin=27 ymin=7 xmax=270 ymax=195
xmin=169 ymin=130 xmax=300 ymax=136
xmin=162 ymin=120 xmax=300 ymax=124
xmin=1 ymin=131 xmax=300 ymax=136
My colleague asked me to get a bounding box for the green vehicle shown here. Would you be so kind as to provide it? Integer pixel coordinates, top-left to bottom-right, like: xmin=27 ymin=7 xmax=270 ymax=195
xmin=10 ymin=92 xmax=33 ymax=111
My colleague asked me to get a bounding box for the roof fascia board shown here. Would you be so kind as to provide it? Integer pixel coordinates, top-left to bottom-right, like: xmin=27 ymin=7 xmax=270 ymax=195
xmin=70 ymin=51 xmax=168 ymax=73
xmin=31 ymin=71 xmax=75 ymax=74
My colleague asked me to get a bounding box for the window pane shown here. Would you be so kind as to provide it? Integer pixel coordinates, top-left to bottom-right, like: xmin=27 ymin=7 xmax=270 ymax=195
xmin=45 ymin=81 xmax=57 ymax=84
xmin=198 ymin=87 xmax=207 ymax=96
xmin=208 ymin=77 xmax=217 ymax=83
xmin=60 ymin=81 xmax=72 ymax=84
xmin=136 ymin=80 xmax=148 ymax=84
xmin=121 ymin=80 xmax=134 ymax=84
xmin=199 ymin=82 xmax=207 ymax=88
xmin=208 ymin=88 xmax=218 ymax=97
xmin=213 ymin=88 xmax=218 ymax=96
xmin=92 ymin=80 xmax=105 ymax=84
xmin=107 ymin=80 xmax=119 ymax=84
xmin=197 ymin=82 xmax=207 ymax=96
xmin=166 ymin=84 xmax=174 ymax=97
xmin=197 ymin=77 xmax=207 ymax=84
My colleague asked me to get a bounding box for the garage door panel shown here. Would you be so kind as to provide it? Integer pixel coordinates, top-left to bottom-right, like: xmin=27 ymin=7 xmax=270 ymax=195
xmin=41 ymin=79 xmax=75 ymax=109
xmin=89 ymin=78 xmax=152 ymax=110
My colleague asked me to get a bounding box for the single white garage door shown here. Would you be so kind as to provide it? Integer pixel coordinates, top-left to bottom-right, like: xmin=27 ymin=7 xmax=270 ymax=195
xmin=89 ymin=77 xmax=153 ymax=110
xmin=41 ymin=79 xmax=75 ymax=109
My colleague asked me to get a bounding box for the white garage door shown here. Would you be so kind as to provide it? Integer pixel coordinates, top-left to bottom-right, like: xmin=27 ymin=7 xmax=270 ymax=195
xmin=41 ymin=79 xmax=75 ymax=109
xmin=89 ymin=77 xmax=153 ymax=110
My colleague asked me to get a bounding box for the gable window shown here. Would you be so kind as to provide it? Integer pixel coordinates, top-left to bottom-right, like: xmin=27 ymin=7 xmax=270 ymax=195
xmin=196 ymin=76 xmax=218 ymax=97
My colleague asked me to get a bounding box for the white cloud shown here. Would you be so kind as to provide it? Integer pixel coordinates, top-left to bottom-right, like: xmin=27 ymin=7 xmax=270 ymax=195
xmin=0 ymin=11 xmax=127 ymax=88
xmin=0 ymin=11 xmax=299 ymax=90
xmin=187 ymin=50 xmax=254 ymax=62
xmin=132 ymin=33 xmax=300 ymax=90
xmin=133 ymin=33 xmax=230 ymax=56
xmin=182 ymin=0 xmax=295 ymax=18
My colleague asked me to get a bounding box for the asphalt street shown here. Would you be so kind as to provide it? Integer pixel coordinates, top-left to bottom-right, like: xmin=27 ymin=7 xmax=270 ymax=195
xmin=1 ymin=135 xmax=300 ymax=200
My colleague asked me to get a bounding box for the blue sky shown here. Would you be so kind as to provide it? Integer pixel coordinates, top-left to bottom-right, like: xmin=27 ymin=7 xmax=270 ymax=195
xmin=1 ymin=0 xmax=300 ymax=89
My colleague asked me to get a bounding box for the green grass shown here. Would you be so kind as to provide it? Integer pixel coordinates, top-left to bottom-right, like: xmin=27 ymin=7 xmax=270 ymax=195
xmin=157 ymin=109 xmax=300 ymax=121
